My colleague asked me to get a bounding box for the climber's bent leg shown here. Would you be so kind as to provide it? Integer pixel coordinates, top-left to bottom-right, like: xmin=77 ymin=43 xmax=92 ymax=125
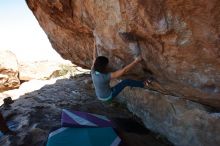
xmin=111 ymin=79 xmax=144 ymax=97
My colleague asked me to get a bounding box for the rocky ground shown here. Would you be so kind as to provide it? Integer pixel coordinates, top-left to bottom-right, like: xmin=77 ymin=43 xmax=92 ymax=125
xmin=0 ymin=73 xmax=172 ymax=146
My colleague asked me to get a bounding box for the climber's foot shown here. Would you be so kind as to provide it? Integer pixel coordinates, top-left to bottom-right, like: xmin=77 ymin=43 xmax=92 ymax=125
xmin=144 ymin=78 xmax=153 ymax=88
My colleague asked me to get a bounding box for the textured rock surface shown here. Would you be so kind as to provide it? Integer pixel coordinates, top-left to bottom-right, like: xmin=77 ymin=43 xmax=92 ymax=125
xmin=26 ymin=0 xmax=220 ymax=108
xmin=0 ymin=51 xmax=20 ymax=92
xmin=114 ymin=80 xmax=220 ymax=146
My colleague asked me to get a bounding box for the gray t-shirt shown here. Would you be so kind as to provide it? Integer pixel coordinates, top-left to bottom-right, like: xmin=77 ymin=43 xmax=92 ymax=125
xmin=91 ymin=69 xmax=112 ymax=100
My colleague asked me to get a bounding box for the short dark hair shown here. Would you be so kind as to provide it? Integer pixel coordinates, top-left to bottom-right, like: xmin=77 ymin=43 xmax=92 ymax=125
xmin=94 ymin=56 xmax=109 ymax=73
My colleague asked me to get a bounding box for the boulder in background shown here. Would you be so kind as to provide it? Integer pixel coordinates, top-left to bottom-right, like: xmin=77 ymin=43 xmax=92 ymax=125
xmin=0 ymin=50 xmax=20 ymax=92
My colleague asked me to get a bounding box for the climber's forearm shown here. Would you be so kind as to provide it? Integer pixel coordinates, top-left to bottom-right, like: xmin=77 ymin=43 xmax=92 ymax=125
xmin=111 ymin=58 xmax=140 ymax=79
xmin=122 ymin=59 xmax=139 ymax=73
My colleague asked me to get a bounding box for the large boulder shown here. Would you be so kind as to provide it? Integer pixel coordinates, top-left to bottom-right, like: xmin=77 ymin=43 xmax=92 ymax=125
xmin=19 ymin=60 xmax=75 ymax=81
xmin=26 ymin=0 xmax=220 ymax=108
xmin=116 ymin=82 xmax=220 ymax=146
xmin=0 ymin=50 xmax=20 ymax=91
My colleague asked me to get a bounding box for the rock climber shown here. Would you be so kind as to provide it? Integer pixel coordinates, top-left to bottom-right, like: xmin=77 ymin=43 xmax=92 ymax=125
xmin=91 ymin=38 xmax=151 ymax=102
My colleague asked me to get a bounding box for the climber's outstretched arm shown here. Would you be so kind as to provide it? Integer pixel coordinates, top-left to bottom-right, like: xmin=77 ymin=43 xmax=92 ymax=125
xmin=110 ymin=56 xmax=142 ymax=79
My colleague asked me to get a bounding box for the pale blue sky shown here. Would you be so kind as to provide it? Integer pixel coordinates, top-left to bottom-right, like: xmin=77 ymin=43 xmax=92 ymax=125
xmin=0 ymin=0 xmax=62 ymax=61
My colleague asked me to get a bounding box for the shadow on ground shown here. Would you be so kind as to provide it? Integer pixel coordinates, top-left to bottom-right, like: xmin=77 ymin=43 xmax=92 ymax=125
xmin=0 ymin=74 xmax=173 ymax=146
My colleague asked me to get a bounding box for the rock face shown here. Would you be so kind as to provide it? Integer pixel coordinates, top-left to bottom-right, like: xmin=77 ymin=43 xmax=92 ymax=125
xmin=0 ymin=51 xmax=20 ymax=92
xmin=26 ymin=0 xmax=220 ymax=108
xmin=115 ymin=81 xmax=220 ymax=146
